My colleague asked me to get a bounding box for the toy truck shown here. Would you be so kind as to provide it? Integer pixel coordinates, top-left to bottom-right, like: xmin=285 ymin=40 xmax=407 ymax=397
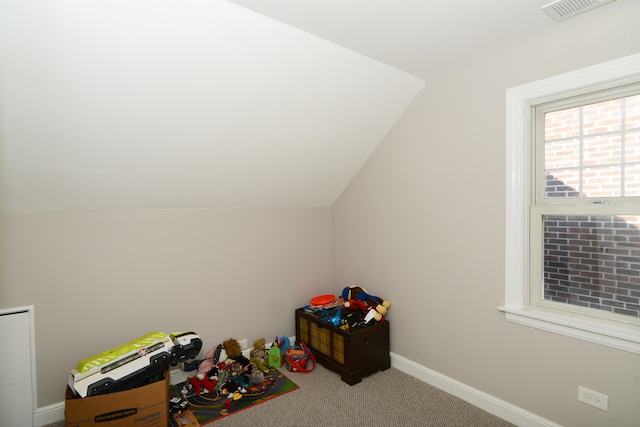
xmin=69 ymin=331 xmax=202 ymax=397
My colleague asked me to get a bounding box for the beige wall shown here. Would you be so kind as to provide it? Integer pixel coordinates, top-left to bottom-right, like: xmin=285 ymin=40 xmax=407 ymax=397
xmin=332 ymin=6 xmax=640 ymax=427
xmin=2 ymin=5 xmax=640 ymax=426
xmin=0 ymin=207 xmax=332 ymax=406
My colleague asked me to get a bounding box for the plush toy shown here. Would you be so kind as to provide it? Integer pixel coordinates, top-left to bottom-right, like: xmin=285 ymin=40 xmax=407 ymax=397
xmin=222 ymin=338 xmax=251 ymax=376
xmin=196 ymin=344 xmax=223 ymax=380
xmin=250 ymin=338 xmax=269 ymax=373
xmin=185 ymin=343 xmax=222 ymax=395
xmin=220 ymin=380 xmax=244 ymax=408
xmin=249 ymin=370 xmax=265 ymax=385
xmin=222 ymin=339 xmax=242 ymax=359
xmin=214 ymin=369 xmax=231 ymax=393
xmin=183 ymin=344 xmax=221 ymax=395
xmin=343 ymin=299 xmax=367 ymax=311
xmin=188 ymin=375 xmax=217 ymax=396
xmin=341 ymin=285 xmax=391 ymax=317
xmin=343 ymin=298 xmax=382 ymax=325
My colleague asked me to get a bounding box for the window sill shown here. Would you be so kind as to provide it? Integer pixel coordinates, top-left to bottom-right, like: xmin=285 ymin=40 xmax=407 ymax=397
xmin=498 ymin=306 xmax=640 ymax=354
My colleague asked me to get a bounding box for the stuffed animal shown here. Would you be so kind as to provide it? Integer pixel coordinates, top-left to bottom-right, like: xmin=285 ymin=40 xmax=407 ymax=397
xmin=214 ymin=369 xmax=231 ymax=393
xmin=250 ymin=338 xmax=269 ymax=373
xmin=222 ymin=338 xmax=242 ymax=360
xmin=342 ymin=285 xmax=390 ymax=317
xmin=187 ymin=343 xmax=222 ymax=395
xmin=220 ymin=380 xmax=244 ymax=403
xmin=249 ymin=370 xmax=265 ymax=385
xmin=196 ymin=344 xmax=222 ymax=380
xmin=222 ymin=338 xmax=251 ymax=375
xmin=188 ymin=375 xmax=217 ymax=396
xmin=343 ymin=298 xmax=382 ymax=324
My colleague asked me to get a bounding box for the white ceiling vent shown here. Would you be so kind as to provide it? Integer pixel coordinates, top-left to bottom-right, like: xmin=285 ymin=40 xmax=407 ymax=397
xmin=542 ymin=0 xmax=617 ymax=21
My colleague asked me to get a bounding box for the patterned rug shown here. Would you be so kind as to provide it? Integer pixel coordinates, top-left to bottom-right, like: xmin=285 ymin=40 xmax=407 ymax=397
xmin=168 ymin=369 xmax=298 ymax=426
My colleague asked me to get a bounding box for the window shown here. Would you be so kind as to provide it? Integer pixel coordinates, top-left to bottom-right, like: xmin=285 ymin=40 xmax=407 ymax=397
xmin=502 ymin=54 xmax=640 ymax=354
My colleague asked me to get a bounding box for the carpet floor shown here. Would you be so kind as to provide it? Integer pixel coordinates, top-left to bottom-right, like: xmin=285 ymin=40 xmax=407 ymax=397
xmin=46 ymin=364 xmax=515 ymax=426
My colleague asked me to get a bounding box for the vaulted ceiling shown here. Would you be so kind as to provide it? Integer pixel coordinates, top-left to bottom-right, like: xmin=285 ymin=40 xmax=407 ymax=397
xmin=1 ymin=0 xmax=636 ymax=212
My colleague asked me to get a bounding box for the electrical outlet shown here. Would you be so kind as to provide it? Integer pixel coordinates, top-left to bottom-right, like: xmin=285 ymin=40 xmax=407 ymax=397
xmin=578 ymin=386 xmax=608 ymax=411
xmin=238 ymin=338 xmax=248 ymax=350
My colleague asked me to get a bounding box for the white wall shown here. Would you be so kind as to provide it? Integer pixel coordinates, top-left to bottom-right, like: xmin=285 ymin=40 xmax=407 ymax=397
xmin=0 ymin=0 xmax=423 ymax=213
xmin=332 ymin=6 xmax=640 ymax=427
xmin=2 ymin=3 xmax=640 ymax=425
xmin=0 ymin=207 xmax=332 ymax=407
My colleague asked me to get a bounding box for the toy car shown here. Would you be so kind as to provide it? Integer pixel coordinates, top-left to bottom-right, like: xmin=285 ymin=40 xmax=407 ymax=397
xmin=169 ymin=331 xmax=203 ymax=365
xmin=169 ymin=397 xmax=190 ymax=413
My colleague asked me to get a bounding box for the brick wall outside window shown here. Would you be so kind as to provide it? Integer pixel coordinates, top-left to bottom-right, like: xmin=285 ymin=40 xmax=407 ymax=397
xmin=542 ymin=95 xmax=640 ymax=318
xmin=543 ymin=209 xmax=640 ymax=317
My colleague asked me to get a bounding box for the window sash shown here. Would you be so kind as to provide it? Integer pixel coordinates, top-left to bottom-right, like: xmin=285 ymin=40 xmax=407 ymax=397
xmin=528 ymin=206 xmax=640 ymax=328
xmin=529 ymin=86 xmax=640 ymax=326
xmin=534 ymin=85 xmax=640 ymax=204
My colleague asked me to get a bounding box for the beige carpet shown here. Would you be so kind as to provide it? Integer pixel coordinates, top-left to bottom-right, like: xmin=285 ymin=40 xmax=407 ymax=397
xmin=46 ymin=364 xmax=515 ymax=426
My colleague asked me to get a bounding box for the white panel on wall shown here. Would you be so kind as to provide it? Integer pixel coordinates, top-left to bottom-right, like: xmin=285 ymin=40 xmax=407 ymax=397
xmin=0 ymin=307 xmax=35 ymax=427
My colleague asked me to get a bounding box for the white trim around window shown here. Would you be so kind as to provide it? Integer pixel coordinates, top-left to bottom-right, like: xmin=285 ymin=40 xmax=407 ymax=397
xmin=500 ymin=53 xmax=640 ymax=354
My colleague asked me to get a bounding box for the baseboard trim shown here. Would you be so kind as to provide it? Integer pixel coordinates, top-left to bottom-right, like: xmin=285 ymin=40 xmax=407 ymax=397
xmin=34 ymin=401 xmax=65 ymax=427
xmin=390 ymin=353 xmax=560 ymax=427
xmin=35 ymin=350 xmax=557 ymax=427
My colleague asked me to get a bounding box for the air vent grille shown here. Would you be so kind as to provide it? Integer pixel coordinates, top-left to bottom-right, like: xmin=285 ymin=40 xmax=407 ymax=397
xmin=542 ymin=0 xmax=616 ymax=22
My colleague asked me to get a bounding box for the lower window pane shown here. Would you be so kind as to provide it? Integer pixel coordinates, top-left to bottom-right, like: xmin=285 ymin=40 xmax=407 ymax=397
xmin=543 ymin=214 xmax=640 ymax=318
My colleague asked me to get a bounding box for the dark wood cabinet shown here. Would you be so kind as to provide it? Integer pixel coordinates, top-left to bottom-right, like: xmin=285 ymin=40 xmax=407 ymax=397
xmin=295 ymin=308 xmax=390 ymax=385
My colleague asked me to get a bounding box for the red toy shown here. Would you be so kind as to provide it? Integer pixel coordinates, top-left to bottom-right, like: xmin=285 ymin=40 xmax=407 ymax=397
xmin=341 ymin=285 xmax=391 ymax=318
xmin=188 ymin=375 xmax=217 ymax=396
xmin=343 ymin=299 xmax=383 ymax=323
xmin=188 ymin=343 xmax=222 ymax=395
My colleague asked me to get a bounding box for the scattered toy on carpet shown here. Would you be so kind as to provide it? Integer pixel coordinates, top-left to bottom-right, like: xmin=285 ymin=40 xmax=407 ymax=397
xmin=250 ymin=338 xmax=269 ymax=373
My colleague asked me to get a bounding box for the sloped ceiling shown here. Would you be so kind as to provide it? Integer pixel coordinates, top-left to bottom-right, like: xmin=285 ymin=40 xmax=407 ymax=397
xmin=0 ymin=0 xmax=636 ymax=212
xmin=228 ymin=0 xmax=639 ymax=81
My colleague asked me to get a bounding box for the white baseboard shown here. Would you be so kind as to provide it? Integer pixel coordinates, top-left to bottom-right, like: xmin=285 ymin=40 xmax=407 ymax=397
xmin=34 ymin=348 xmax=554 ymax=427
xmin=34 ymin=402 xmax=65 ymax=427
xmin=390 ymin=352 xmax=560 ymax=427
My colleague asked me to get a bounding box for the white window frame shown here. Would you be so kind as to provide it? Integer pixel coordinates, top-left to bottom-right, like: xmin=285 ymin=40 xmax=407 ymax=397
xmin=500 ymin=53 xmax=640 ymax=354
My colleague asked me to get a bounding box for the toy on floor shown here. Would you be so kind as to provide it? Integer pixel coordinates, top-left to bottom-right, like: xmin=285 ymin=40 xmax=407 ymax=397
xmin=214 ymin=369 xmax=231 ymax=393
xmin=220 ymin=380 xmax=244 ymax=409
xmin=249 ymin=370 xmax=265 ymax=384
xmin=222 ymin=338 xmax=251 ymax=374
xmin=268 ymin=336 xmax=290 ymax=368
xmin=284 ymin=342 xmax=316 ymax=373
xmin=187 ymin=343 xmax=222 ymax=395
xmin=341 ymin=285 xmax=391 ymax=318
xmin=250 ymin=338 xmax=269 ymax=373
xmin=196 ymin=344 xmax=223 ymax=380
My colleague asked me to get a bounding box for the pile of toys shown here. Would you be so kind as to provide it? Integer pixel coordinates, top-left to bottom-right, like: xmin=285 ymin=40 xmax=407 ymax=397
xmin=180 ymin=337 xmax=282 ymax=409
xmin=304 ymin=285 xmax=391 ymax=331
xmin=68 ymin=331 xmax=202 ymax=398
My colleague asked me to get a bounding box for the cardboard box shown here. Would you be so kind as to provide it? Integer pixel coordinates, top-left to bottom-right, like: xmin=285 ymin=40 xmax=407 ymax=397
xmin=65 ymin=369 xmax=168 ymax=427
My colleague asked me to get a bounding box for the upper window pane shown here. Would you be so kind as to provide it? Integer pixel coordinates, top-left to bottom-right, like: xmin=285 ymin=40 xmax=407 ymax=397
xmin=626 ymin=95 xmax=640 ymax=128
xmin=544 ymin=94 xmax=640 ymax=198
xmin=582 ymin=99 xmax=622 ymax=135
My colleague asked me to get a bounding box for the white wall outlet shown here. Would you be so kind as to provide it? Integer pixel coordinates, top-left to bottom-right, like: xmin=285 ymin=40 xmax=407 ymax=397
xmin=238 ymin=338 xmax=248 ymax=350
xmin=578 ymin=386 xmax=608 ymax=411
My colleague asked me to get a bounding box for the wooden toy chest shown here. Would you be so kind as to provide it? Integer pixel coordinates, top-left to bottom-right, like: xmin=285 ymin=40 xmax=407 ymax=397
xmin=295 ymin=308 xmax=390 ymax=385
